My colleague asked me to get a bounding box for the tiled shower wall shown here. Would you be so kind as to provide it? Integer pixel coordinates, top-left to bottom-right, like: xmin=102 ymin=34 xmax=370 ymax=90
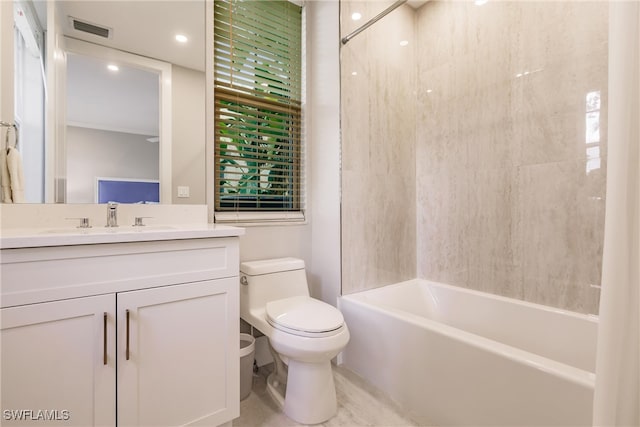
xmin=415 ymin=1 xmax=607 ymax=314
xmin=340 ymin=1 xmax=417 ymax=294
xmin=341 ymin=1 xmax=607 ymax=314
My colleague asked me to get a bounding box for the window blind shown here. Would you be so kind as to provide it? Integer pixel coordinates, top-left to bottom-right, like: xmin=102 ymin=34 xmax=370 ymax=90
xmin=214 ymin=0 xmax=303 ymax=217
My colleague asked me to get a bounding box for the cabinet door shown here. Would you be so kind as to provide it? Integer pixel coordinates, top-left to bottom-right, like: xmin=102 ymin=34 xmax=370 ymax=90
xmin=117 ymin=279 xmax=239 ymax=427
xmin=1 ymin=295 xmax=116 ymax=426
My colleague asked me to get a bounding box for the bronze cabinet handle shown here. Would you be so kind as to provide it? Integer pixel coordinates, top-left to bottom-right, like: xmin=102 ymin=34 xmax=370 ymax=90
xmin=126 ymin=309 xmax=130 ymax=361
xmin=103 ymin=312 xmax=107 ymax=365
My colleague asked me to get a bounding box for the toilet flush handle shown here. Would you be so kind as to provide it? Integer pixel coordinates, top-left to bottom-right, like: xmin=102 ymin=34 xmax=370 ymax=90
xmin=240 ymin=276 xmax=248 ymax=285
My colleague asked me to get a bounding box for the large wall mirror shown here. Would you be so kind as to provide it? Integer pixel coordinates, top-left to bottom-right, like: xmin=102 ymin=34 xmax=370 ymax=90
xmin=9 ymin=0 xmax=206 ymax=204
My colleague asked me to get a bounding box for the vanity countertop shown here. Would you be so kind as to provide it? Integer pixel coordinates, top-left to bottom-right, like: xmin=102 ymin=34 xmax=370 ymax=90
xmin=0 ymin=224 xmax=244 ymax=249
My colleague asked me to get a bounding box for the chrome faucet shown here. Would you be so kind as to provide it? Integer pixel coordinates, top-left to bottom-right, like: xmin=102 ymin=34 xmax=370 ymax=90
xmin=106 ymin=202 xmax=118 ymax=227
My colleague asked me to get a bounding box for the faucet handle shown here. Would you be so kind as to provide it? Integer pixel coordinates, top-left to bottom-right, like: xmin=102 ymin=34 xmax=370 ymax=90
xmin=133 ymin=216 xmax=153 ymax=227
xmin=66 ymin=217 xmax=92 ymax=229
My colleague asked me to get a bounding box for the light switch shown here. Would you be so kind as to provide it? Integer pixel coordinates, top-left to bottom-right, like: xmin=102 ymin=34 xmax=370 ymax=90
xmin=177 ymin=186 xmax=190 ymax=198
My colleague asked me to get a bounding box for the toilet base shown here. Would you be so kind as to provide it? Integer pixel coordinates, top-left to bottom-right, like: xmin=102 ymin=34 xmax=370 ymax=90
xmin=271 ymin=359 xmax=336 ymax=425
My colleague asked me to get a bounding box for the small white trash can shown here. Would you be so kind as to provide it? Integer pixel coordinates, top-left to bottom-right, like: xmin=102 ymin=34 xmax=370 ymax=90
xmin=239 ymin=333 xmax=255 ymax=400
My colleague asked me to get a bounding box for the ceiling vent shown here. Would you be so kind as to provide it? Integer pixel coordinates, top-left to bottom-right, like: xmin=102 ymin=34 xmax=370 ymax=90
xmin=69 ymin=17 xmax=112 ymax=39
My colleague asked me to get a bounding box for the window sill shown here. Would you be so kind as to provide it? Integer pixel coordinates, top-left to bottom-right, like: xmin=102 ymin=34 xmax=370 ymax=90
xmin=213 ymin=211 xmax=306 ymax=227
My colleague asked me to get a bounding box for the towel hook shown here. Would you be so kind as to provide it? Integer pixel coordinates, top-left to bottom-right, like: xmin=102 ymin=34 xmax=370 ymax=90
xmin=2 ymin=122 xmax=18 ymax=150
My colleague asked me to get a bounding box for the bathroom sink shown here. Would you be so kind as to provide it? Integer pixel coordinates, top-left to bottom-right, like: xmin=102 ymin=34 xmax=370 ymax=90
xmin=121 ymin=225 xmax=178 ymax=231
xmin=38 ymin=225 xmax=179 ymax=235
xmin=39 ymin=227 xmax=110 ymax=235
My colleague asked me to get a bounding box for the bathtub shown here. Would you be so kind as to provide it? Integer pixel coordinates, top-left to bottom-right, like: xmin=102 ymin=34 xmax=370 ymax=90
xmin=338 ymin=279 xmax=597 ymax=426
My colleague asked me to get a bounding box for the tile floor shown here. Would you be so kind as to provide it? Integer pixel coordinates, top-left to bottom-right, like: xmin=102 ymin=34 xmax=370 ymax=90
xmin=233 ymin=364 xmax=419 ymax=427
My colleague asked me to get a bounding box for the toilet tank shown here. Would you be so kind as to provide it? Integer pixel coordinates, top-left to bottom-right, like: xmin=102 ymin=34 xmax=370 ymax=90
xmin=240 ymin=258 xmax=310 ymax=317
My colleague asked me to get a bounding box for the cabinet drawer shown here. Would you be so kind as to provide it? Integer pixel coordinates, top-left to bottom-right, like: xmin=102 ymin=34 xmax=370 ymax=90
xmin=1 ymin=237 xmax=239 ymax=308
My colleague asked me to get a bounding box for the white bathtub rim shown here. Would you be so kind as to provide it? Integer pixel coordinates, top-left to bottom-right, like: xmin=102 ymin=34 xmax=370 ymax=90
xmin=339 ymin=293 xmax=596 ymax=390
xmin=345 ymin=278 xmax=599 ymax=324
xmin=379 ymin=279 xmax=598 ymax=372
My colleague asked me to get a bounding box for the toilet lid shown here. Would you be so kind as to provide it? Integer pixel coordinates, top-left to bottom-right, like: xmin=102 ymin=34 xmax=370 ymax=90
xmin=266 ymin=296 xmax=344 ymax=335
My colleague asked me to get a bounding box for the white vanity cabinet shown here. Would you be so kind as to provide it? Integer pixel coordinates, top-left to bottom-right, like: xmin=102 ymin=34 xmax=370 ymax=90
xmin=1 ymin=229 xmax=242 ymax=427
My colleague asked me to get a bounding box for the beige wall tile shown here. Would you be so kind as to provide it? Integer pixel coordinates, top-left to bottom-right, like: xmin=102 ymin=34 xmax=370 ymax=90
xmin=341 ymin=0 xmax=606 ymax=314
xmin=341 ymin=1 xmax=417 ymax=295
xmin=414 ymin=1 xmax=607 ymax=314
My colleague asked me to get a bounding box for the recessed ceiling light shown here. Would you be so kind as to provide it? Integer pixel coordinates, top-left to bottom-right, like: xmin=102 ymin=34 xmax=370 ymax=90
xmin=175 ymin=34 xmax=188 ymax=43
xmin=474 ymin=0 xmax=488 ymax=5
xmin=351 ymin=12 xmax=362 ymax=21
xmin=400 ymin=40 xmax=409 ymax=46
xmin=352 ymin=71 xmax=358 ymax=76
xmin=426 ymin=89 xmax=433 ymax=93
xmin=107 ymin=64 xmax=119 ymax=71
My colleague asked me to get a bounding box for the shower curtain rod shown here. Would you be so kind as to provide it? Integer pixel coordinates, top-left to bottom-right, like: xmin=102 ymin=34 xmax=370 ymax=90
xmin=341 ymin=0 xmax=408 ymax=45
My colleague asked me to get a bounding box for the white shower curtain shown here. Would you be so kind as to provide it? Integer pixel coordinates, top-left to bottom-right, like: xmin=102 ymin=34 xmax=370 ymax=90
xmin=592 ymin=1 xmax=640 ymax=426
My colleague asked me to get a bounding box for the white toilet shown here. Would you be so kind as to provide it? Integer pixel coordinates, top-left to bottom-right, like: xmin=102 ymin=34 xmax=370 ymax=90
xmin=239 ymin=257 xmax=350 ymax=425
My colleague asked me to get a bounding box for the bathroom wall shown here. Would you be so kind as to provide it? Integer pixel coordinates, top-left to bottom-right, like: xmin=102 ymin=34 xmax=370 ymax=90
xmin=340 ymin=1 xmax=417 ymax=294
xmin=340 ymin=1 xmax=607 ymax=314
xmin=66 ymin=65 xmax=204 ymax=205
xmin=238 ymin=1 xmax=342 ymax=308
xmin=66 ymin=126 xmax=159 ymax=203
xmin=415 ymin=1 xmax=608 ymax=314
xmin=172 ymin=65 xmax=206 ymax=205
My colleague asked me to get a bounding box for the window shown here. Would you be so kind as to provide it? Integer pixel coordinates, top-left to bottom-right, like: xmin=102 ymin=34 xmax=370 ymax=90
xmin=585 ymin=90 xmax=601 ymax=174
xmin=13 ymin=1 xmax=46 ymax=202
xmin=214 ymin=0 xmax=303 ymax=222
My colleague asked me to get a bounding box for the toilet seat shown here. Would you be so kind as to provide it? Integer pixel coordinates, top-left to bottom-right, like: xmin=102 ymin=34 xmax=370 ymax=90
xmin=266 ymin=296 xmax=345 ymax=338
